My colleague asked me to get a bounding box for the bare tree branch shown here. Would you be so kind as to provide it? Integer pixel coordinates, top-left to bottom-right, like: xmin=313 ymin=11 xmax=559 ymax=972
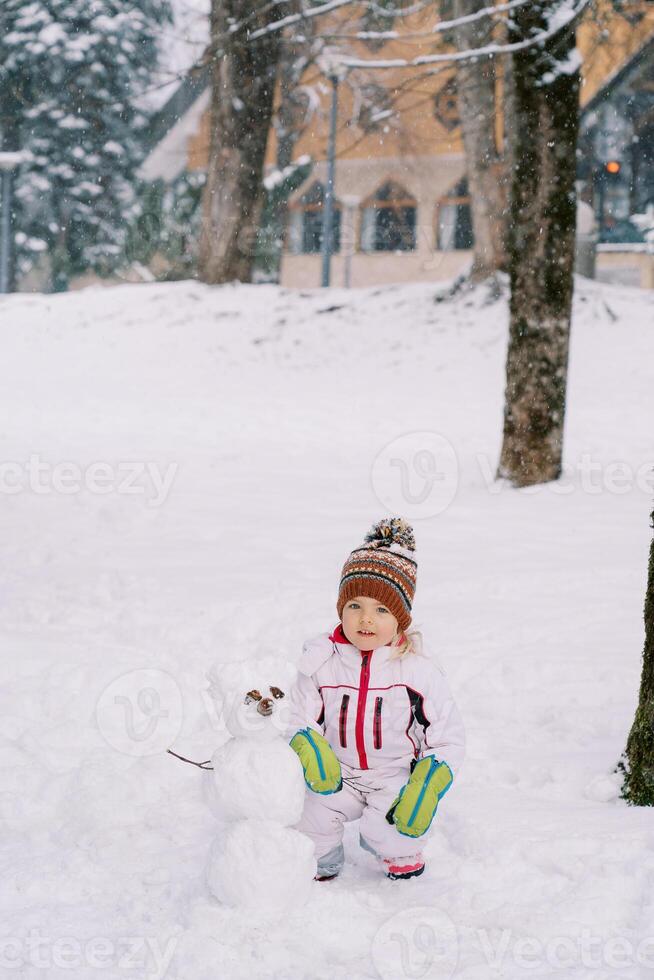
xmin=337 ymin=0 xmax=591 ymax=68
xmin=249 ymin=0 xmax=362 ymax=40
xmin=321 ymin=0 xmax=533 ymax=41
xmin=247 ymin=0 xmax=535 ymax=41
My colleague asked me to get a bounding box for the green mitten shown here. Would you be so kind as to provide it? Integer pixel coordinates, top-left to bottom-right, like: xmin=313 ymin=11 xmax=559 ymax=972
xmin=290 ymin=728 xmax=342 ymax=794
xmin=385 ymin=756 xmax=453 ymax=837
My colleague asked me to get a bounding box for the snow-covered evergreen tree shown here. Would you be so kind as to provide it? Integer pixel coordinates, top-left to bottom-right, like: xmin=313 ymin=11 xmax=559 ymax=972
xmin=0 ymin=0 xmax=171 ymax=289
xmin=127 ymin=171 xmax=207 ymax=279
xmin=622 ymin=510 xmax=654 ymax=805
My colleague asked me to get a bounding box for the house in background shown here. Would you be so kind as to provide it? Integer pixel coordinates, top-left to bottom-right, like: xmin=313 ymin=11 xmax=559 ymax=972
xmin=577 ymin=32 xmax=654 ymax=287
xmin=142 ymin=1 xmax=654 ymax=289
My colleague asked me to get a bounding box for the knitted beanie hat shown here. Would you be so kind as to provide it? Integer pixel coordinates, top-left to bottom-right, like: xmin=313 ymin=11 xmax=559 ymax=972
xmin=336 ymin=517 xmax=417 ymax=631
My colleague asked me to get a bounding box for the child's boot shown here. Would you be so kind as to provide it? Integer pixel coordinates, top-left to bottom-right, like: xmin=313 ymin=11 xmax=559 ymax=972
xmin=382 ymin=855 xmax=425 ymax=880
xmin=314 ymin=843 xmax=344 ymax=881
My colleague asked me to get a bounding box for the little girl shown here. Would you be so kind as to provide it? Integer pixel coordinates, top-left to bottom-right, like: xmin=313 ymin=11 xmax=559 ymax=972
xmin=287 ymin=516 xmax=465 ymax=881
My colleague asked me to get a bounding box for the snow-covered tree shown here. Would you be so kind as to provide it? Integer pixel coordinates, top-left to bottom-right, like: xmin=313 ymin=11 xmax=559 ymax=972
xmin=126 ymin=171 xmax=207 ymax=279
xmin=126 ymin=157 xmax=310 ymax=284
xmin=622 ymin=510 xmax=654 ymax=806
xmin=198 ymin=0 xmax=295 ymax=284
xmin=496 ymin=0 xmax=583 ymax=487
xmin=0 ymin=0 xmax=171 ymax=290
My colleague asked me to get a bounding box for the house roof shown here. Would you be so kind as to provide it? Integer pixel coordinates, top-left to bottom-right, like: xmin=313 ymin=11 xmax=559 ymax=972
xmin=581 ymin=32 xmax=654 ymax=117
xmin=139 ymin=62 xmax=211 ymax=182
xmin=146 ymin=62 xmax=211 ymax=151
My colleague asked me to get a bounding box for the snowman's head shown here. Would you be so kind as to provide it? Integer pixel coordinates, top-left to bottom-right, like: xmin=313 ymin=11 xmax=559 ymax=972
xmin=207 ymin=657 xmax=296 ymax=740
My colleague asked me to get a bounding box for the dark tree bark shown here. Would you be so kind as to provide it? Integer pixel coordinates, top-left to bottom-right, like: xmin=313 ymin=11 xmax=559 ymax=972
xmin=452 ymin=0 xmax=507 ymax=279
xmin=497 ymin=1 xmax=581 ymax=487
xmin=622 ymin=510 xmax=654 ymax=805
xmin=199 ymin=1 xmax=290 ymax=284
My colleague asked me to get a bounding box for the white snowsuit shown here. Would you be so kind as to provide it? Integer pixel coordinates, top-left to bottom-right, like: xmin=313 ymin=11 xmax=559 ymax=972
xmin=286 ymin=626 xmax=465 ymax=875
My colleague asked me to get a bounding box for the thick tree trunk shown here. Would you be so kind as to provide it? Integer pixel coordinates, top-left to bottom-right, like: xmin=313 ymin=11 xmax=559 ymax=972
xmin=623 ymin=511 xmax=654 ymax=805
xmin=452 ymin=0 xmax=506 ymax=279
xmin=497 ymin=2 xmax=581 ymax=487
xmin=199 ymin=1 xmax=287 ymax=284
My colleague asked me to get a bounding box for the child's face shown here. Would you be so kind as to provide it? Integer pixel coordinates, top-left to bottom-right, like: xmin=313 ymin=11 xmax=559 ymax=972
xmin=341 ymin=595 xmax=399 ymax=649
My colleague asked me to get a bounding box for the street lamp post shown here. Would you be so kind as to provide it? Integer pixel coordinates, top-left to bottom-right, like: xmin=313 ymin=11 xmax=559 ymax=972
xmin=0 ymin=150 xmax=29 ymax=294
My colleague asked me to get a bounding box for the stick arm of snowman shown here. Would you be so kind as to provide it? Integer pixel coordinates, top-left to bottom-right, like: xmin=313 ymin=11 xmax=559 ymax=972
xmin=167 ymin=748 xmax=214 ymax=770
xmin=165 ymin=686 xmax=278 ymax=772
xmin=165 ymin=685 xmax=357 ymax=792
xmin=166 ymin=745 xmax=363 ymax=789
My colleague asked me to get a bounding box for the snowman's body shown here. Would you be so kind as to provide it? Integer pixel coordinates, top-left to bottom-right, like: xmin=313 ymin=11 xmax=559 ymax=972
xmin=205 ymin=658 xmax=316 ymax=910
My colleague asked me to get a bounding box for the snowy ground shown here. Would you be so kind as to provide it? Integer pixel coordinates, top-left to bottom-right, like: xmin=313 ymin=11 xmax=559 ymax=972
xmin=1 ymin=274 xmax=653 ymax=979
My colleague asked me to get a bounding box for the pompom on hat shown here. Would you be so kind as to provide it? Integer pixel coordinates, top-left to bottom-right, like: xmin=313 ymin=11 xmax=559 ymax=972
xmin=336 ymin=517 xmax=417 ymax=632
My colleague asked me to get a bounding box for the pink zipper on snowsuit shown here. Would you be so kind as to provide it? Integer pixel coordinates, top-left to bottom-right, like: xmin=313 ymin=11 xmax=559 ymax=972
xmin=354 ymin=648 xmax=373 ymax=769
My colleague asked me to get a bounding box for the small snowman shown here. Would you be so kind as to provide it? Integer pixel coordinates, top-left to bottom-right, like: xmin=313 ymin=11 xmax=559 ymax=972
xmin=205 ymin=657 xmax=316 ymax=910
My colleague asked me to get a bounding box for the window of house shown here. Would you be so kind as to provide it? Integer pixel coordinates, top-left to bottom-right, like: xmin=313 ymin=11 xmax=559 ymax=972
xmin=361 ymin=181 xmax=417 ymax=252
xmin=286 ymin=181 xmax=341 ymax=255
xmin=436 ymin=177 xmax=474 ymax=250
